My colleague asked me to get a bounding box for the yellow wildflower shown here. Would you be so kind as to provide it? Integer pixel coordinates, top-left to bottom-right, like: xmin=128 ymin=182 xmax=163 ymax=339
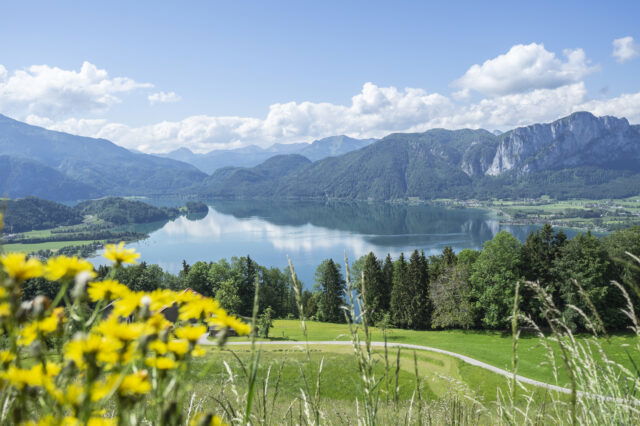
xmin=90 ymin=376 xmax=118 ymax=402
xmin=167 ymin=339 xmax=189 ymax=356
xmin=148 ymin=340 xmax=168 ymax=355
xmin=208 ymin=311 xmax=251 ymax=336
xmin=148 ymin=289 xmax=176 ymax=312
xmin=119 ymin=370 xmax=151 ymax=396
xmin=174 ymin=324 xmax=207 ymax=342
xmin=45 ymin=256 xmax=95 ymax=282
xmin=96 ymin=343 xmax=137 ymax=367
xmin=0 ymin=364 xmax=45 ymax=389
xmin=0 ymin=252 xmax=43 ymax=282
xmin=145 ymin=356 xmax=177 ymax=370
xmin=190 ymin=414 xmax=227 ymax=426
xmin=103 ymin=242 xmax=140 ymax=266
xmin=88 ymin=279 xmax=130 ymax=302
xmin=45 ymin=362 xmax=62 ymax=377
xmin=0 ymin=302 xmax=10 ymax=317
xmin=96 ymin=318 xmax=144 ymax=342
xmin=18 ymin=307 xmax=65 ymax=346
xmin=0 ymin=350 xmax=16 ymax=364
xmin=191 ymin=346 xmax=206 ymax=357
xmin=178 ymin=295 xmax=222 ymax=321
xmin=64 ymin=334 xmax=122 ymax=369
xmin=88 ymin=418 xmax=116 ymax=426
xmin=18 ymin=322 xmax=39 ymax=346
xmin=144 ymin=313 xmax=172 ymax=334
xmin=112 ymin=291 xmax=143 ymax=317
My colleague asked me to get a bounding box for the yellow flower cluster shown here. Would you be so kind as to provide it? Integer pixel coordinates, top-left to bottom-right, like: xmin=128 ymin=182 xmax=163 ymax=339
xmin=103 ymin=242 xmax=140 ymax=266
xmin=0 ymin=245 xmax=238 ymax=424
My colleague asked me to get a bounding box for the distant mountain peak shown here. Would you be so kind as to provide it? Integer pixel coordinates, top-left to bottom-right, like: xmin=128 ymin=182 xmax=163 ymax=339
xmin=170 ymin=147 xmax=195 ymax=155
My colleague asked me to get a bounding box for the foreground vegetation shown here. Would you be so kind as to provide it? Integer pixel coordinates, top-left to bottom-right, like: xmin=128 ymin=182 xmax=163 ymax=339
xmin=3 ymin=235 xmax=640 ymax=423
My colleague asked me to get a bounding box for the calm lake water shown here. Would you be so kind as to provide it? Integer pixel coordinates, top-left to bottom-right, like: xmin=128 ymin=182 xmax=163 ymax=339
xmin=93 ymin=200 xmax=579 ymax=286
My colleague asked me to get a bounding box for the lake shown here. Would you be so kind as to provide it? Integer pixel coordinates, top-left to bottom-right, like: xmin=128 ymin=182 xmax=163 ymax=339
xmin=93 ymin=200 xmax=576 ymax=286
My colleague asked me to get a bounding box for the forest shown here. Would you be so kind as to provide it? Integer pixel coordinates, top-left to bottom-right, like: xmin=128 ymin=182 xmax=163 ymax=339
xmin=21 ymin=224 xmax=640 ymax=332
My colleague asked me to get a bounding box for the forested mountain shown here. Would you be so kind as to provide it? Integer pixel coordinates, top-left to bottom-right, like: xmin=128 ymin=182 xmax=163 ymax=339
xmin=0 ymin=155 xmax=98 ymax=200
xmin=0 ymin=114 xmax=207 ymax=200
xmin=157 ymin=135 xmax=375 ymax=173
xmin=1 ymin=197 xmax=84 ymax=233
xmin=74 ymin=197 xmax=180 ymax=225
xmin=199 ymin=154 xmax=312 ymax=197
xmin=199 ymin=112 xmax=640 ymax=200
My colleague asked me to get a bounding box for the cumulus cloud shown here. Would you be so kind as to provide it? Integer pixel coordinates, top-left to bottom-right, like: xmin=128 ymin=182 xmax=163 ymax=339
xmin=612 ymin=36 xmax=639 ymax=63
xmin=148 ymin=91 xmax=181 ymax=105
xmin=454 ymin=43 xmax=596 ymax=96
xmin=25 ymin=82 xmax=606 ymax=153
xmin=578 ymin=91 xmax=640 ymax=123
xmin=0 ymin=61 xmax=152 ymax=118
xmin=6 ymin=45 xmax=640 ymax=154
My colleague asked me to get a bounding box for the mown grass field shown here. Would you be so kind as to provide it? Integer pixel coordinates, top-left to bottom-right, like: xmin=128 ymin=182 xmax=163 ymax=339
xmin=3 ymin=239 xmax=105 ymax=253
xmin=226 ymin=320 xmax=640 ymax=388
xmin=194 ymin=343 xmax=556 ymax=407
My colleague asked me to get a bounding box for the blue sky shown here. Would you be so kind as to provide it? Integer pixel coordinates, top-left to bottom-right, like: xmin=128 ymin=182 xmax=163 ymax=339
xmin=1 ymin=0 xmax=639 ymax=152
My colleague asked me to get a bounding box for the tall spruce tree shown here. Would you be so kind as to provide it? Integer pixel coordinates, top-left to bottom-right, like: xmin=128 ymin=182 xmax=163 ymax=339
xmin=360 ymin=252 xmax=387 ymax=323
xmin=390 ymin=253 xmax=412 ymax=328
xmin=236 ymin=256 xmax=258 ymax=317
xmin=382 ymin=254 xmax=394 ymax=299
xmin=408 ymin=250 xmax=431 ymax=329
xmin=315 ymin=259 xmax=346 ymax=323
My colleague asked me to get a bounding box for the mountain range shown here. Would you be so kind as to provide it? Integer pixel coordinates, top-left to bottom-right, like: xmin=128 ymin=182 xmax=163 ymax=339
xmin=1 ymin=111 xmax=639 ymax=202
xmin=198 ymin=112 xmax=640 ymax=200
xmin=155 ymin=135 xmax=376 ymax=173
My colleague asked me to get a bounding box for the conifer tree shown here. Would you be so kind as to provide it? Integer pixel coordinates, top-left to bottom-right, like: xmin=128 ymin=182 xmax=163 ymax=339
xmin=236 ymin=256 xmax=258 ymax=316
xmin=360 ymin=252 xmax=387 ymax=323
xmin=390 ymin=253 xmax=412 ymax=328
xmin=315 ymin=259 xmax=346 ymax=323
xmin=408 ymin=250 xmax=431 ymax=329
xmin=382 ymin=254 xmax=394 ymax=298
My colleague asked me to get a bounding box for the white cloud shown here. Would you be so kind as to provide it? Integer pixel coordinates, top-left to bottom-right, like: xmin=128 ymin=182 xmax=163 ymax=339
xmin=7 ymin=44 xmax=640 ymax=155
xmin=148 ymin=91 xmax=181 ymax=105
xmin=26 ymin=80 xmax=640 ymax=154
xmin=578 ymin=91 xmax=640 ymax=123
xmin=612 ymin=36 xmax=639 ymax=63
xmin=0 ymin=61 xmax=152 ymax=119
xmin=454 ymin=43 xmax=596 ymax=96
xmin=26 ymin=82 xmax=600 ymax=153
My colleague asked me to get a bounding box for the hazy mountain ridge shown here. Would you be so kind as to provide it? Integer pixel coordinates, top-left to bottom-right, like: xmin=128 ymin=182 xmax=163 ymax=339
xmin=0 ymin=114 xmax=207 ymax=200
xmin=157 ymin=135 xmax=376 ymax=173
xmin=0 ymin=155 xmax=98 ymax=200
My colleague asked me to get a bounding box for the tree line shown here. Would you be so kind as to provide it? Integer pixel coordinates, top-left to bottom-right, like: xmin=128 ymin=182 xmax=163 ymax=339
xmin=21 ymin=225 xmax=640 ymax=331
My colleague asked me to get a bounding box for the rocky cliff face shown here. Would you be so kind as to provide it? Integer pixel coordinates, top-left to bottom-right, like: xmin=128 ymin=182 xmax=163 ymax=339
xmin=485 ymin=112 xmax=640 ymax=176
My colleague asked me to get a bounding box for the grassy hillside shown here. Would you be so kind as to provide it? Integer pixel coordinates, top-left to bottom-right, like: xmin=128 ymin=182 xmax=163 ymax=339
xmin=228 ymin=320 xmax=640 ymax=386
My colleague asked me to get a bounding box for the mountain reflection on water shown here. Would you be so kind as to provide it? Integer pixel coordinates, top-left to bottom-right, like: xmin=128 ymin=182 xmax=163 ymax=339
xmin=97 ymin=200 xmax=574 ymax=286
